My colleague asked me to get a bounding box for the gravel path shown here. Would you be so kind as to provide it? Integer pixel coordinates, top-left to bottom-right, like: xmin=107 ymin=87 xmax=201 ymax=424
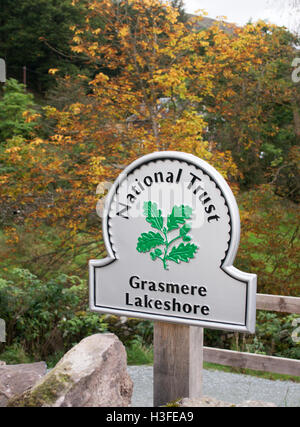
xmin=127 ymin=365 xmax=300 ymax=407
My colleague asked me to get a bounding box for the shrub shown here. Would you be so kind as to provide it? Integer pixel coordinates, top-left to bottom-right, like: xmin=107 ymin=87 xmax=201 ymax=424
xmin=204 ymin=311 xmax=300 ymax=361
xmin=0 ymin=78 xmax=38 ymax=141
xmin=0 ymin=268 xmax=107 ymax=361
xmin=236 ymin=186 xmax=299 ymax=297
xmin=0 ymin=343 xmax=33 ymax=365
xmin=104 ymin=315 xmax=153 ymax=347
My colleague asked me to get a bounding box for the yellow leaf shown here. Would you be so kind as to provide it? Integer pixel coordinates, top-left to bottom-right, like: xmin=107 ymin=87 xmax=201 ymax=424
xmin=49 ymin=68 xmax=59 ymax=75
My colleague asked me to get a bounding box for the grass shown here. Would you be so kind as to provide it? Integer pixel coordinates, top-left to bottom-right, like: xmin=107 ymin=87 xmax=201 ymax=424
xmin=0 ymin=344 xmax=34 ymax=365
xmin=126 ymin=341 xmax=153 ymax=366
xmin=203 ymin=362 xmax=300 ymax=383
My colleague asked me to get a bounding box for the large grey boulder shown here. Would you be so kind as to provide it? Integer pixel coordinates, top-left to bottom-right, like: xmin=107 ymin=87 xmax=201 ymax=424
xmin=0 ymin=362 xmax=47 ymax=407
xmin=8 ymin=334 xmax=133 ymax=407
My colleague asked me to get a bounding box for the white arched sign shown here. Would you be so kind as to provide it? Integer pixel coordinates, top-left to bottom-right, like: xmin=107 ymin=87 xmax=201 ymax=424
xmin=89 ymin=152 xmax=257 ymax=333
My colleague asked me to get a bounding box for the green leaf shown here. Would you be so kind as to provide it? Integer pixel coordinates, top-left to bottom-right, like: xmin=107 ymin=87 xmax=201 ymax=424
xmin=143 ymin=201 xmax=164 ymax=231
xmin=167 ymin=243 xmax=198 ymax=264
xmin=150 ymin=248 xmax=163 ymax=260
xmin=180 ymin=223 xmax=192 ymax=241
xmin=180 ymin=223 xmax=191 ymax=237
xmin=137 ymin=231 xmax=164 ymax=253
xmin=167 ymin=205 xmax=192 ymax=231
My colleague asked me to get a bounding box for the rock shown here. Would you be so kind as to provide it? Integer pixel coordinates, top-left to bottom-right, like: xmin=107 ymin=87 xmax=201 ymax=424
xmin=179 ymin=397 xmax=276 ymax=407
xmin=8 ymin=334 xmax=133 ymax=407
xmin=0 ymin=361 xmax=6 ymax=366
xmin=0 ymin=362 xmax=47 ymax=407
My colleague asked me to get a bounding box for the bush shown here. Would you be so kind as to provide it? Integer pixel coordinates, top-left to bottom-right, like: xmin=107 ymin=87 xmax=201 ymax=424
xmin=253 ymin=312 xmax=300 ymax=359
xmin=0 ymin=343 xmax=33 ymax=365
xmin=0 ymin=268 xmax=107 ymax=361
xmin=236 ymin=186 xmax=299 ymax=297
xmin=204 ymin=311 xmax=300 ymax=361
xmin=104 ymin=315 xmax=153 ymax=347
xmin=0 ymin=78 xmax=38 ymax=141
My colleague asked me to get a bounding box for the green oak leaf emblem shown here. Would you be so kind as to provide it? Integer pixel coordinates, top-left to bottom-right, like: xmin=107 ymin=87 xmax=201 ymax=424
xmin=137 ymin=201 xmax=199 ymax=270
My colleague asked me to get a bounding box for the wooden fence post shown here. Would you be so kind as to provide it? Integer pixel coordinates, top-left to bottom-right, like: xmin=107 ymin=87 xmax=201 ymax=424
xmin=153 ymin=322 xmax=203 ymax=407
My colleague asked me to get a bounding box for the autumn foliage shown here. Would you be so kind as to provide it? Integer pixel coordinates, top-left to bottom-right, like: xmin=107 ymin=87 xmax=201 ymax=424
xmin=0 ymin=0 xmax=299 ymax=296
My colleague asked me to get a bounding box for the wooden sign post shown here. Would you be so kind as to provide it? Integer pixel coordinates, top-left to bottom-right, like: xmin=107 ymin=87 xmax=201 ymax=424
xmin=89 ymin=151 xmax=257 ymax=406
xmin=154 ymin=323 xmax=203 ymax=406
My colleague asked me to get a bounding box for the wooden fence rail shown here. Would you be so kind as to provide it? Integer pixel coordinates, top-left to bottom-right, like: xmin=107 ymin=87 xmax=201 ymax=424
xmin=204 ymin=293 xmax=300 ymax=377
xmin=256 ymin=294 xmax=300 ymax=315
